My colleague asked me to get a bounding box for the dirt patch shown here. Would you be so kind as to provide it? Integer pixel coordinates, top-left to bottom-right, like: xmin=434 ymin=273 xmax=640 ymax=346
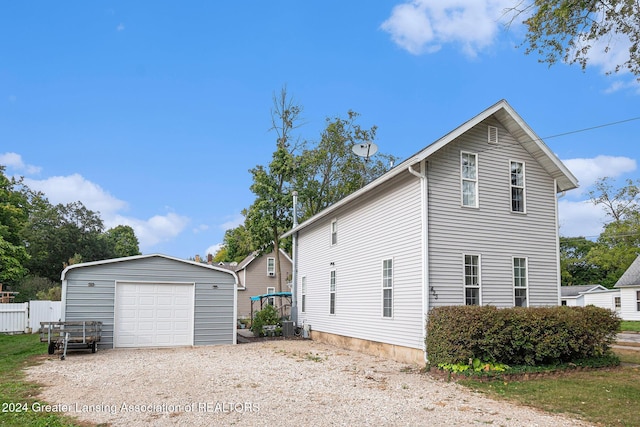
xmin=25 ymin=340 xmax=593 ymax=426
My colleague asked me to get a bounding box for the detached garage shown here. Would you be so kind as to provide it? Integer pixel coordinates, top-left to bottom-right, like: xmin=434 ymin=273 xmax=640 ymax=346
xmin=61 ymin=254 xmax=238 ymax=349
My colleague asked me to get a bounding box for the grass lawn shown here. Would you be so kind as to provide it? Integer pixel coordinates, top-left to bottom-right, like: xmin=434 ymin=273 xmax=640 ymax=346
xmin=620 ymin=321 xmax=640 ymax=332
xmin=0 ymin=333 xmax=82 ymax=427
xmin=458 ymin=348 xmax=640 ymax=427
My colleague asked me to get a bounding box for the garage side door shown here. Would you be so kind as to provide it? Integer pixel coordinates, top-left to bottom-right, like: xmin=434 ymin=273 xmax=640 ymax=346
xmin=115 ymin=282 xmax=194 ymax=348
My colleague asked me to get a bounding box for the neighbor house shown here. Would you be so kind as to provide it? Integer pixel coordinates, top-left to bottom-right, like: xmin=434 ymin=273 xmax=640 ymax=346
xmin=284 ymin=100 xmax=579 ymax=364
xmin=61 ymin=254 xmax=238 ymax=349
xmin=222 ymin=249 xmax=292 ymax=321
xmin=561 ymin=284 xmax=621 ymax=312
xmin=614 ymin=255 xmax=640 ymax=321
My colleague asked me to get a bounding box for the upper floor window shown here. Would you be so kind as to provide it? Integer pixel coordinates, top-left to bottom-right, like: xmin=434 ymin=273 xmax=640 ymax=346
xmin=461 ymin=152 xmax=478 ymax=207
xmin=301 ymin=276 xmax=307 ymax=313
xmin=510 ymin=161 xmax=525 ymax=213
xmin=331 ymin=220 xmax=337 ymax=246
xmin=330 ymin=270 xmax=336 ymax=315
xmin=513 ymin=257 xmax=528 ymax=307
xmin=382 ymin=259 xmax=393 ymax=318
xmin=267 ymin=257 xmax=275 ymax=276
xmin=267 ymin=286 xmax=275 ymax=306
xmin=464 ymin=254 xmax=480 ymax=306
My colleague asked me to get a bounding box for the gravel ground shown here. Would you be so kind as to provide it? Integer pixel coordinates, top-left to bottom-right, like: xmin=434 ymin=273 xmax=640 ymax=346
xmin=25 ymin=340 xmax=593 ymax=427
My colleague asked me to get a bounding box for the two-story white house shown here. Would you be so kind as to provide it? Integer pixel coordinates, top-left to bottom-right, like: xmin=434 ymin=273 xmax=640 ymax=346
xmin=283 ymin=100 xmax=579 ymax=365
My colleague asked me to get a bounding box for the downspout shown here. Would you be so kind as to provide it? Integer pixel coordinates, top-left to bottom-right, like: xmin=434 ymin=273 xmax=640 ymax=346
xmin=408 ymin=160 xmax=429 ymax=363
xmin=291 ymin=191 xmax=299 ymax=326
xmin=555 ymin=182 xmax=565 ymax=306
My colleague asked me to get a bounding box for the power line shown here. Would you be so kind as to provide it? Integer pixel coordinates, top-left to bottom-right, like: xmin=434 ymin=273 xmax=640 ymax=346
xmin=542 ymin=116 xmax=640 ymax=140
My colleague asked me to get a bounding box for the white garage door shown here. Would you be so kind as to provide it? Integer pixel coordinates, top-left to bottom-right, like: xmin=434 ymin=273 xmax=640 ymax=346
xmin=115 ymin=282 xmax=194 ymax=348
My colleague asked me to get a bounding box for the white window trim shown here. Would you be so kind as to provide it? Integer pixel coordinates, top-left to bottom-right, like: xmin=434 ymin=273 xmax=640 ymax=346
xmin=266 ymin=286 xmax=276 ymax=306
xmin=513 ymin=257 xmax=529 ymax=307
xmin=267 ymin=257 xmax=276 ymax=276
xmin=301 ymin=276 xmax=307 ymax=313
xmin=461 ymin=151 xmax=479 ymax=208
xmin=463 ymin=253 xmax=482 ymax=306
xmin=382 ymin=258 xmax=394 ymax=318
xmin=329 ymin=270 xmax=336 ymax=315
xmin=330 ymin=219 xmax=338 ymax=246
xmin=509 ymin=160 xmax=526 ymax=214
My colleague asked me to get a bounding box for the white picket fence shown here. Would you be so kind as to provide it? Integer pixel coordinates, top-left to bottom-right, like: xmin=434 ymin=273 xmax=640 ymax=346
xmin=0 ymin=301 xmax=62 ymax=334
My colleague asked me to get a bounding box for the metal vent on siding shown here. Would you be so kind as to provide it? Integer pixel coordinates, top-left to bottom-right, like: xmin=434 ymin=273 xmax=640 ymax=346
xmin=488 ymin=126 xmax=498 ymax=145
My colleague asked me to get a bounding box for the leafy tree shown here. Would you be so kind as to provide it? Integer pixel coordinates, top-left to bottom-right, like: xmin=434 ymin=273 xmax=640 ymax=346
xmin=295 ymin=111 xmax=398 ymax=220
xmin=12 ymin=275 xmax=58 ymax=303
xmin=559 ymin=236 xmax=602 ymax=286
xmin=588 ymin=177 xmax=640 ymax=221
xmin=102 ymin=225 xmax=141 ymax=258
xmin=36 ymin=286 xmax=61 ymax=301
xmin=245 ymin=87 xmax=302 ymax=291
xmin=508 ymin=0 xmax=640 ymax=78
xmin=0 ymin=167 xmax=31 ymax=287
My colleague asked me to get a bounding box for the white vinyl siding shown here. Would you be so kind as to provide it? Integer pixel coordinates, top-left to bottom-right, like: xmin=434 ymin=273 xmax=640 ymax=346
xmin=513 ymin=257 xmax=528 ymax=307
xmin=329 ymin=270 xmax=336 ymax=315
xmin=429 ymin=118 xmax=560 ymax=309
xmin=382 ymin=259 xmax=393 ymax=318
xmin=464 ymin=254 xmax=480 ymax=305
xmin=510 ymin=161 xmax=525 ymax=213
xmin=461 ymin=151 xmax=478 ymax=207
xmin=296 ymin=172 xmax=423 ymax=350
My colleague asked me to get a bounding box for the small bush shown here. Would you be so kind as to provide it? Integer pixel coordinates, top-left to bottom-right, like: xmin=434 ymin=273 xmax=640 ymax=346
xmin=426 ymin=305 xmax=620 ymax=367
xmin=250 ymin=305 xmax=281 ymax=336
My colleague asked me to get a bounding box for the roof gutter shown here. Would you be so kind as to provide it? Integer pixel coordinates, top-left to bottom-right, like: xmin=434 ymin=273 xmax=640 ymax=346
xmin=408 ymin=160 xmax=430 ymax=364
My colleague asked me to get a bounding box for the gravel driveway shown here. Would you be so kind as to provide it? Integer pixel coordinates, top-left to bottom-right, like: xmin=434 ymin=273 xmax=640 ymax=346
xmin=26 ymin=340 xmax=592 ymax=426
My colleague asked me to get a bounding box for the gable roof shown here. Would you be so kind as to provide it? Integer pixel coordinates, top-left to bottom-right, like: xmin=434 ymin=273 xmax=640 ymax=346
xmin=615 ymin=255 xmax=640 ymax=288
xmin=560 ymin=284 xmax=607 ymax=297
xmin=60 ymin=253 xmax=239 ymax=283
xmin=232 ymin=248 xmax=293 ymax=272
xmin=283 ymin=99 xmax=579 ymax=238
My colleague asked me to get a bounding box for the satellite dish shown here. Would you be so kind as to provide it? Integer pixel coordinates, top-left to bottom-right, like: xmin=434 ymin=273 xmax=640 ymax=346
xmin=351 ymin=142 xmax=378 ymax=162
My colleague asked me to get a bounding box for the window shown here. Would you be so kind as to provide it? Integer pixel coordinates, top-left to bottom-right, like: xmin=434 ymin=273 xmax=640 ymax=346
xmin=267 ymin=257 xmax=275 ymax=276
xmin=464 ymin=254 xmax=480 ymax=306
xmin=329 ymin=270 xmax=336 ymax=315
xmin=561 ymin=300 xmax=567 ymax=306
xmin=510 ymin=161 xmax=525 ymax=213
xmin=331 ymin=220 xmax=337 ymax=245
xmin=382 ymin=259 xmax=393 ymax=317
xmin=636 ymin=291 xmax=640 ymax=312
xmin=266 ymin=286 xmax=275 ymax=306
xmin=461 ymin=152 xmax=478 ymax=207
xmin=513 ymin=257 xmax=528 ymax=307
xmin=301 ymin=276 xmax=307 ymax=313
xmin=615 ymin=296 xmax=621 ymax=311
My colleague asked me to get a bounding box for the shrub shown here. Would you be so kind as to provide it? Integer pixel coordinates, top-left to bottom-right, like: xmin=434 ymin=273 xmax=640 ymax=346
xmin=250 ymin=305 xmax=281 ymax=336
xmin=426 ymin=305 xmax=620 ymax=366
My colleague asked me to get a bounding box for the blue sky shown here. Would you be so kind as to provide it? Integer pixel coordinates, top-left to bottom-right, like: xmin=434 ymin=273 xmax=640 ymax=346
xmin=1 ymin=1 xmax=638 ymax=260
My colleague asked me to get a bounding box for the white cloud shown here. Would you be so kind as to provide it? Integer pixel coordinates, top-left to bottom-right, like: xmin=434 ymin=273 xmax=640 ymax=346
xmin=21 ymin=170 xmax=190 ymax=252
xmin=205 ymin=243 xmax=223 ymax=258
xmin=381 ymin=0 xmax=513 ymax=56
xmin=193 ymin=224 xmax=209 ymax=234
xmin=220 ymin=213 xmax=245 ymax=231
xmin=24 ymin=173 xmax=128 ymax=216
xmin=558 ymin=198 xmax=606 ymax=238
xmin=110 ymin=212 xmax=189 ymax=251
xmin=562 ymin=155 xmax=637 ymax=196
xmin=0 ymin=152 xmax=41 ymax=174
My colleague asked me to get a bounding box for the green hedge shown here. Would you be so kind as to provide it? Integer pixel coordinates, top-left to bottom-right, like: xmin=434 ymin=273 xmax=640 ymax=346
xmin=426 ymin=305 xmax=620 ymax=366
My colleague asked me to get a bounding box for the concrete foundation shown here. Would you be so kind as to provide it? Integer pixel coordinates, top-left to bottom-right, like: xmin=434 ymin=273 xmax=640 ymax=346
xmin=310 ymin=330 xmax=426 ymax=366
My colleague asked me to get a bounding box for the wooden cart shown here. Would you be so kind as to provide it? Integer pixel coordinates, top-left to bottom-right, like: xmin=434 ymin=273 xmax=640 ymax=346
xmin=40 ymin=321 xmax=102 ymax=360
